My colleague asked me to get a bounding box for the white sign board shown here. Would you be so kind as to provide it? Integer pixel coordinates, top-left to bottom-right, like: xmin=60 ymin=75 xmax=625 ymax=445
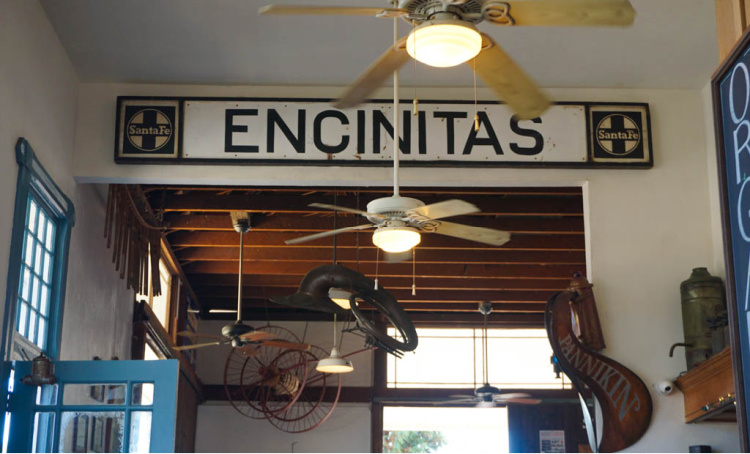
xmin=115 ymin=97 xmax=652 ymax=168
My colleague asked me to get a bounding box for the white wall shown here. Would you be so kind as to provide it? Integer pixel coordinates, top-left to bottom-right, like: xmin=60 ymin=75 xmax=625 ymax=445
xmin=73 ymin=82 xmax=740 ymax=451
xmin=0 ymin=1 xmax=133 ymax=362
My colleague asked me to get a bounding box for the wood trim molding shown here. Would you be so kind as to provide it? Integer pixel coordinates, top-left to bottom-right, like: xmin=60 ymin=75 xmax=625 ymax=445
xmin=717 ymin=0 xmax=750 ymax=61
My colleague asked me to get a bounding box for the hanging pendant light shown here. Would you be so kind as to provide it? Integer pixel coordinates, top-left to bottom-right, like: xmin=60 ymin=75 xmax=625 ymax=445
xmin=317 ymin=313 xmax=354 ymax=374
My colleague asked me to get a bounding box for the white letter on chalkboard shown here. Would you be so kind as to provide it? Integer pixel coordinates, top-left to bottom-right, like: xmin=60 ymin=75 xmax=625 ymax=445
xmin=730 ymin=63 xmax=750 ymax=125
xmin=734 ymin=120 xmax=750 ymax=184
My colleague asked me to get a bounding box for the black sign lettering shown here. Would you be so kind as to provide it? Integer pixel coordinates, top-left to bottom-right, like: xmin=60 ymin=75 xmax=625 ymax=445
xmin=462 ymin=111 xmax=503 ymax=155
xmin=225 ymin=109 xmax=259 ymax=153
xmin=510 ymin=116 xmax=544 ymax=156
xmin=314 ymin=110 xmax=350 ymax=154
xmin=267 ymin=109 xmax=305 ymax=154
xmin=434 ymin=111 xmax=467 ymax=155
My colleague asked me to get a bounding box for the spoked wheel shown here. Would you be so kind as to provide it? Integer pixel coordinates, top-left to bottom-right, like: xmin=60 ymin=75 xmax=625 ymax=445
xmin=267 ymin=345 xmax=342 ymax=433
xmin=224 ymin=325 xmax=308 ymax=419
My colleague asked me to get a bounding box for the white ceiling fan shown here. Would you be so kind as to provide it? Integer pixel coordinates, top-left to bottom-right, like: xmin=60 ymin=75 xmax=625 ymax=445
xmin=259 ymin=0 xmax=636 ymax=120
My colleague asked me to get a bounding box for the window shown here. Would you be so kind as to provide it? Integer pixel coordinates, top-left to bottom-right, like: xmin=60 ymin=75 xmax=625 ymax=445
xmin=387 ymin=328 xmax=570 ymax=390
xmin=1 ymin=138 xmax=75 ymax=451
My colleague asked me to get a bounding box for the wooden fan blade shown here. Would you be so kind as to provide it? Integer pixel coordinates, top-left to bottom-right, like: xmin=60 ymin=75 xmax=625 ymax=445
xmin=309 ymin=203 xmax=385 ymax=219
xmin=261 ymin=340 xmax=311 ymax=351
xmin=173 ymin=341 xmax=223 ymax=351
xmin=409 ymin=199 xmax=480 ymax=220
xmin=505 ymin=0 xmax=635 ymax=27
xmin=285 ymin=224 xmax=375 ymax=245
xmin=472 ymin=34 xmax=550 ymax=120
xmin=238 ymin=345 xmax=259 ymax=357
xmin=434 ymin=221 xmax=511 ymax=246
xmin=334 ymin=37 xmax=410 ymax=110
xmin=502 ymin=398 xmax=542 ymax=405
xmin=176 ymin=331 xmax=224 ymax=341
xmin=259 ymin=5 xmax=408 ymax=17
xmin=238 ymin=330 xmax=277 ymax=341
xmin=495 ymin=392 xmax=531 ymax=399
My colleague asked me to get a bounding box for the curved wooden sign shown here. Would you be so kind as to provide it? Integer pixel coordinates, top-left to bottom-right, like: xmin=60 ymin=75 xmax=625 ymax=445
xmin=545 ymin=291 xmax=652 ymax=452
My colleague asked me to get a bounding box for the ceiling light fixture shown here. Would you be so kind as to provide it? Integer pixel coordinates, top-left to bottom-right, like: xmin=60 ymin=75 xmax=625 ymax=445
xmin=372 ymin=225 xmax=421 ymax=253
xmin=406 ymin=19 xmax=482 ymax=68
xmin=317 ymin=314 xmax=354 ymax=374
xmin=328 ymin=288 xmax=352 ymax=310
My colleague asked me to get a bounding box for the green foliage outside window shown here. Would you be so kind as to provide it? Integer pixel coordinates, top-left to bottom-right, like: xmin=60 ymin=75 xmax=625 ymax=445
xmin=382 ymin=430 xmax=447 ymax=453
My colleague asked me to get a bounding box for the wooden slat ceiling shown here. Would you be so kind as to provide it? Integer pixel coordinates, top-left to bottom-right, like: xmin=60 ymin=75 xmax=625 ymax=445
xmin=143 ymin=186 xmax=586 ymax=325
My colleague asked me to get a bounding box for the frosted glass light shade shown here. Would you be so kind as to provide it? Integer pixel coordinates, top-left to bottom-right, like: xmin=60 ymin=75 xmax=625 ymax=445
xmin=316 ymin=347 xmax=354 ymax=374
xmin=406 ymin=20 xmax=482 ymax=68
xmin=328 ymin=289 xmax=352 ymax=310
xmin=372 ymin=227 xmax=421 ymax=253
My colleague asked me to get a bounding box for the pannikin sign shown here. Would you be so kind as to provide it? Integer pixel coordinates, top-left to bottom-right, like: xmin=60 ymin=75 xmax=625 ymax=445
xmin=115 ymin=97 xmax=652 ymax=168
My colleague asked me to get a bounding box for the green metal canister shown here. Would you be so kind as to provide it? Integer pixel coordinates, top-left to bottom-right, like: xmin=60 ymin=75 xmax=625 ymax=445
xmin=680 ymin=268 xmax=727 ymax=369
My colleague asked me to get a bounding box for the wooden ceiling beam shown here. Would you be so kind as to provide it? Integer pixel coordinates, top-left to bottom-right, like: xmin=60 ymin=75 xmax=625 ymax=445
xmin=175 ymin=246 xmax=586 ymax=265
xmin=158 ymin=193 xmax=583 ymax=216
xmin=182 ymin=260 xmax=583 ymax=279
xmin=186 ymin=274 xmax=576 ymax=290
xmin=202 ymin=301 xmax=548 ymax=313
xmin=167 ymin=231 xmax=585 ymax=250
xmin=164 ymin=213 xmax=584 ymax=234
xmin=196 ymin=287 xmax=557 ymax=302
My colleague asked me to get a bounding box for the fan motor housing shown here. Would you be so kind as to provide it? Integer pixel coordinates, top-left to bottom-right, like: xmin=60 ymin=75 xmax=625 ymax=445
xmin=366 ymin=196 xmax=425 ymax=223
xmin=398 ymin=0 xmax=484 ymax=24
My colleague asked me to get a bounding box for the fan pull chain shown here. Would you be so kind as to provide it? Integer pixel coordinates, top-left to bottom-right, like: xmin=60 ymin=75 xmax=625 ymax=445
xmin=374 ymin=247 xmax=380 ymax=290
xmin=412 ymin=20 xmax=419 ymax=117
xmin=411 ymin=248 xmax=416 ymax=295
xmin=473 ymin=58 xmax=480 ymax=132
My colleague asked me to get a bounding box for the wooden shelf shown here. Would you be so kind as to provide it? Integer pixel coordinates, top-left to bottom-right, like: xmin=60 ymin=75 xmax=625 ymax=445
xmin=675 ymin=347 xmax=736 ymax=423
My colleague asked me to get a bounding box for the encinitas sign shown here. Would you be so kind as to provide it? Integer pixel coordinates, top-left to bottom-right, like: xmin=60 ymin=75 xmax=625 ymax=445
xmin=115 ymin=97 xmax=652 ymax=168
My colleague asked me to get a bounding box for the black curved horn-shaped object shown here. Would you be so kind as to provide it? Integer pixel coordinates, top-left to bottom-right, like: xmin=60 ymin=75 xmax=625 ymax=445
xmin=271 ymin=264 xmax=418 ymax=355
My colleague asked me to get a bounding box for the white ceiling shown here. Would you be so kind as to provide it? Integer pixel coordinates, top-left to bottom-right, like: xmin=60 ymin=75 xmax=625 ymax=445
xmin=39 ymin=0 xmax=719 ymax=90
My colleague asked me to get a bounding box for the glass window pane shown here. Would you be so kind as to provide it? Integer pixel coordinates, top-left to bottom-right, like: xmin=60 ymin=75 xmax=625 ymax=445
xmin=36 ymin=213 xmax=47 ymax=243
xmin=64 ymin=384 xmax=127 ymax=406
xmin=28 ymin=200 xmax=37 ymax=234
xmin=43 ymin=252 xmax=52 ymax=283
xmin=21 ymin=267 xmax=31 ymax=301
xmin=34 ymin=244 xmax=43 ymax=275
xmin=31 ymin=277 xmax=40 ymax=309
xmin=59 ymin=412 xmax=124 ymax=454
xmin=46 ymin=220 xmax=55 ymax=249
xmin=132 ymin=383 xmax=154 ymax=406
xmin=35 ymin=384 xmax=58 ymax=405
xmin=24 ymin=234 xmax=34 ymax=265
xmin=37 ymin=318 xmax=46 ymax=349
xmin=129 ymin=411 xmax=152 ymax=453
xmin=32 ymin=412 xmax=55 ymax=453
xmin=39 ymin=285 xmax=49 ymax=316
xmin=28 ymin=313 xmax=37 ymax=345
xmin=18 ymin=303 xmax=28 ymax=337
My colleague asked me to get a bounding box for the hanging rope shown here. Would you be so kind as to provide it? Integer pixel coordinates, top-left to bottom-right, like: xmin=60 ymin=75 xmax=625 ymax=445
xmin=104 ymin=185 xmax=166 ymax=296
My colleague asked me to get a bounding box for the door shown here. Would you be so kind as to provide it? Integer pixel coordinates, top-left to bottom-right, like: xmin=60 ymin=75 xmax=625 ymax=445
xmin=6 ymin=359 xmax=179 ymax=453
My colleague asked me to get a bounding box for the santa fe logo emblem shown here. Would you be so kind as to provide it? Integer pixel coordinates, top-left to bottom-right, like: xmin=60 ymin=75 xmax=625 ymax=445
xmin=589 ymin=108 xmax=649 ymax=164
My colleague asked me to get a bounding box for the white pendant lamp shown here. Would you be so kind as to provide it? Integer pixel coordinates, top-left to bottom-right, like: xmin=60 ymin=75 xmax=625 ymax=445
xmin=406 ymin=19 xmax=482 ymax=68
xmin=317 ymin=314 xmax=354 ymax=374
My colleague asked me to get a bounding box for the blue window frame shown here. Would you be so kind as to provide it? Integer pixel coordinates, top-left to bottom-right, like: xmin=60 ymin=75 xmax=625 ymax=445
xmin=1 ymin=138 xmax=75 ymax=450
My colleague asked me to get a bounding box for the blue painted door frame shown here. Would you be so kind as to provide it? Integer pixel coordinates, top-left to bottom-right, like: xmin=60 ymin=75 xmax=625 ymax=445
xmin=7 ymin=359 xmax=179 ymax=453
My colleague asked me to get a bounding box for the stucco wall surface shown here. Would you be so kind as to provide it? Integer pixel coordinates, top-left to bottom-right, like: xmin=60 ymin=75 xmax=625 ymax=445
xmin=0 ymin=0 xmax=133 ymax=362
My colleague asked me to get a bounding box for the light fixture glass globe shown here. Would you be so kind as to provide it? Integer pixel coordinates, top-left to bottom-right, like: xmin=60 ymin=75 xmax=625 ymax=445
xmin=406 ymin=20 xmax=482 ymax=68
xmin=316 ymin=347 xmax=354 ymax=374
xmin=328 ymin=288 xmax=352 ymax=310
xmin=372 ymin=227 xmax=421 ymax=253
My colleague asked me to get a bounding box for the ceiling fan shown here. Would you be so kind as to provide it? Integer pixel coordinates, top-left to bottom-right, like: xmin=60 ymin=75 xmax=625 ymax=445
xmin=445 ymin=302 xmax=541 ymax=407
xmin=175 ymin=212 xmax=310 ymax=355
xmin=259 ymin=0 xmax=636 ymax=120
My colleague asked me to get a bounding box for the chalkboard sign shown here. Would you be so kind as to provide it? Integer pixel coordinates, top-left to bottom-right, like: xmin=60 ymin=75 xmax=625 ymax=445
xmin=713 ymin=28 xmax=750 ymax=450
